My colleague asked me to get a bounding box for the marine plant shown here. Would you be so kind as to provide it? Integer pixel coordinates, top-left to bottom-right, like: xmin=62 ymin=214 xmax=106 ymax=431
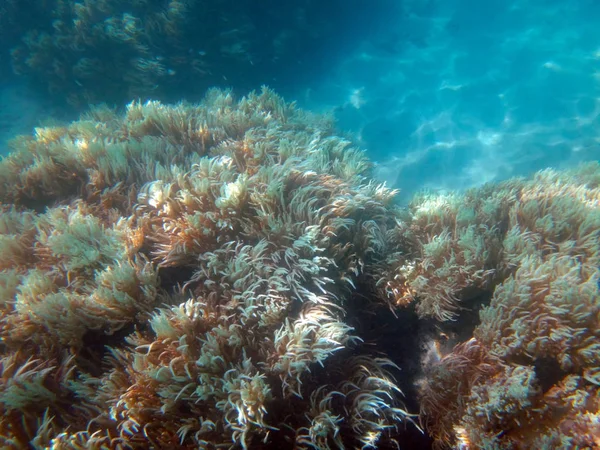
xmin=412 ymin=165 xmax=600 ymax=449
xmin=0 ymin=87 xmax=416 ymax=448
xmin=1 ymin=85 xmax=598 ymax=449
xmin=5 ymin=0 xmax=388 ymax=107
xmin=373 ymin=186 xmax=509 ymax=321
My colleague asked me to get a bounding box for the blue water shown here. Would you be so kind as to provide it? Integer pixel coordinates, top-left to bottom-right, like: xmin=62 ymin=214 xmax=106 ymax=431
xmin=298 ymin=0 xmax=600 ymax=201
xmin=1 ymin=0 xmax=599 ymax=200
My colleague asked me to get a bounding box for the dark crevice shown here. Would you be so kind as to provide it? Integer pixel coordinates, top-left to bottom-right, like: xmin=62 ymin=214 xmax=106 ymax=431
xmin=76 ymin=323 xmax=137 ymax=377
xmin=533 ymin=356 xmax=568 ymax=394
xmin=158 ymin=265 xmax=197 ymax=293
xmin=445 ymin=288 xmax=494 ymax=342
xmin=345 ymin=286 xmax=435 ymax=449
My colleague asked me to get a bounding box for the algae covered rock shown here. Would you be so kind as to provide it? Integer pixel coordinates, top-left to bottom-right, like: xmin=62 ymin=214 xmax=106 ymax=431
xmin=0 ymin=87 xmax=416 ymax=449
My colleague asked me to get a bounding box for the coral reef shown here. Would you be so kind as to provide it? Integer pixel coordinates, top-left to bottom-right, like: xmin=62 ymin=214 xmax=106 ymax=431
xmin=0 ymin=88 xmax=417 ymax=448
xmin=410 ymin=165 xmax=600 ymax=449
xmin=374 ymin=187 xmax=508 ymax=321
xmin=0 ymin=85 xmax=598 ymax=448
xmin=4 ymin=0 xmax=389 ymax=107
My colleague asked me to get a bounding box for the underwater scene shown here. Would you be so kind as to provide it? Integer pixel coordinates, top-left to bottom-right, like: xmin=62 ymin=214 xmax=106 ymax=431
xmin=0 ymin=0 xmax=598 ymax=449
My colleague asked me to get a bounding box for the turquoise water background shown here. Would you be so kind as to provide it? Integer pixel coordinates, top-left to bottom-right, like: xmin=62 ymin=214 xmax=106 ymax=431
xmin=1 ymin=0 xmax=599 ymax=201
xmin=301 ymin=0 xmax=600 ymax=201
